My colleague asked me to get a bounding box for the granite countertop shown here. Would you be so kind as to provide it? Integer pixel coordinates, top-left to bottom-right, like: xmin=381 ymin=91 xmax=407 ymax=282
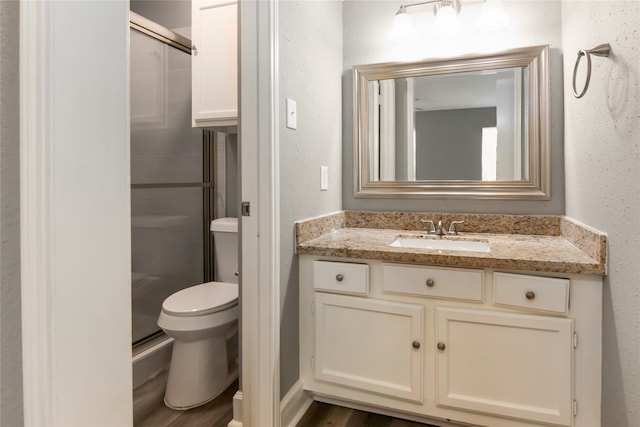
xmin=295 ymin=212 xmax=608 ymax=276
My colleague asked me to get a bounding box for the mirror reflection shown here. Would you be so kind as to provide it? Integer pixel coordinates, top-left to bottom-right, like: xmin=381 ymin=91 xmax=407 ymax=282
xmin=371 ymin=68 xmax=529 ymax=182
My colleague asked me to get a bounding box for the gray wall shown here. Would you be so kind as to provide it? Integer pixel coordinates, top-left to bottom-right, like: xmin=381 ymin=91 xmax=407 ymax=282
xmin=225 ymin=133 xmax=238 ymax=218
xmin=415 ymin=108 xmax=496 ymax=181
xmin=279 ymin=1 xmax=343 ymax=397
xmin=0 ymin=1 xmax=23 ymax=424
xmin=561 ymin=2 xmax=640 ymax=425
xmin=342 ymin=0 xmax=565 ymax=214
xmin=130 ymin=0 xmax=191 ymax=30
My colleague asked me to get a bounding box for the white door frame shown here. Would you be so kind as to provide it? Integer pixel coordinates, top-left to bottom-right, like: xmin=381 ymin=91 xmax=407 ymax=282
xmin=239 ymin=0 xmax=281 ymax=425
xmin=20 ymin=1 xmax=281 ymax=425
xmin=20 ymin=1 xmax=132 ymax=425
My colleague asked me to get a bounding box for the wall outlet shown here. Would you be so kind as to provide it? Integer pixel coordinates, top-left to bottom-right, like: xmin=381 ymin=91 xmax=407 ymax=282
xmin=286 ymin=98 xmax=297 ymax=129
xmin=320 ymin=166 xmax=328 ymax=191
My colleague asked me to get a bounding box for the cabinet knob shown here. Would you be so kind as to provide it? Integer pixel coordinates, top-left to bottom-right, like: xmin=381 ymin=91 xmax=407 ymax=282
xmin=525 ymin=291 xmax=536 ymax=300
xmin=335 ymin=274 xmax=344 ymax=282
xmin=192 ymin=44 xmax=198 ymax=55
xmin=412 ymin=340 xmax=421 ymax=349
xmin=437 ymin=342 xmax=446 ymax=351
xmin=426 ymin=279 xmax=435 ymax=288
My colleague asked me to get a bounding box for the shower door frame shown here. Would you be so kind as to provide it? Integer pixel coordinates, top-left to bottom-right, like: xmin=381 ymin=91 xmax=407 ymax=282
xmin=129 ymin=13 xmax=216 ymax=347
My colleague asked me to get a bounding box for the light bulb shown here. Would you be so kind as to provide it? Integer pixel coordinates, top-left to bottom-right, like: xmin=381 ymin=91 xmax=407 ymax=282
xmin=431 ymin=5 xmax=462 ymax=38
xmin=389 ymin=8 xmax=417 ymax=43
xmin=477 ymin=0 xmax=509 ymax=32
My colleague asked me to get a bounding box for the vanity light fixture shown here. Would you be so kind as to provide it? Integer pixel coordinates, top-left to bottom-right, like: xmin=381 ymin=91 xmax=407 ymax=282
xmin=389 ymin=5 xmax=418 ymax=42
xmin=432 ymin=1 xmax=462 ymax=38
xmin=389 ymin=0 xmax=509 ymax=42
xmin=476 ymin=0 xmax=509 ymax=31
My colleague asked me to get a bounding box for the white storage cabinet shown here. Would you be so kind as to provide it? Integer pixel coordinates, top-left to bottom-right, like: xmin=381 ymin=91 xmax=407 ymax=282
xmin=191 ymin=0 xmax=237 ymax=128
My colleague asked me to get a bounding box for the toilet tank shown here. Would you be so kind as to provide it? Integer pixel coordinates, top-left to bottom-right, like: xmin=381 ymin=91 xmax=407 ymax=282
xmin=210 ymin=217 xmax=238 ymax=284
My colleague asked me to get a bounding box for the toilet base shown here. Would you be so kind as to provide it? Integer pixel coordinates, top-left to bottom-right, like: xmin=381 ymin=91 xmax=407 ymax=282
xmin=164 ymin=367 xmax=238 ymax=410
xmin=163 ymin=326 xmax=239 ymax=410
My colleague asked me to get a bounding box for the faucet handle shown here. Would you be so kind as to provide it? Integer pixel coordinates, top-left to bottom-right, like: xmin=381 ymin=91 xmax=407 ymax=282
xmin=447 ymin=220 xmax=465 ymax=235
xmin=420 ymin=219 xmax=436 ymax=233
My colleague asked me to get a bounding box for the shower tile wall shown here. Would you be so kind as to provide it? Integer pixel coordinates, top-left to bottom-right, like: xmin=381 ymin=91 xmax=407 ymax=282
xmin=130 ymin=29 xmax=205 ymax=344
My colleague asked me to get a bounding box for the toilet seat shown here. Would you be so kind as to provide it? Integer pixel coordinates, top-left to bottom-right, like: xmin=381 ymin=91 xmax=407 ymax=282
xmin=162 ymin=281 xmax=238 ymax=317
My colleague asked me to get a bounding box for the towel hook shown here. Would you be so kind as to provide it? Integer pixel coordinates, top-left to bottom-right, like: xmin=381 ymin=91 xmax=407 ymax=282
xmin=572 ymin=43 xmax=611 ymax=98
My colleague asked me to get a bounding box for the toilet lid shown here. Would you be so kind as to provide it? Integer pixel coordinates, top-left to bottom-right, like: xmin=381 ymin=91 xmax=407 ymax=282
xmin=162 ymin=282 xmax=238 ymax=317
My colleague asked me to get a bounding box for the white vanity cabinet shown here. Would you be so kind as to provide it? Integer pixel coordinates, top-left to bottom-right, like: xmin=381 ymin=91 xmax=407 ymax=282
xmin=308 ymin=260 xmax=424 ymax=403
xmin=191 ymin=0 xmax=237 ymax=128
xmin=435 ymin=307 xmax=574 ymax=426
xmin=314 ymin=293 xmax=424 ymax=402
xmin=299 ymin=256 xmax=603 ymax=427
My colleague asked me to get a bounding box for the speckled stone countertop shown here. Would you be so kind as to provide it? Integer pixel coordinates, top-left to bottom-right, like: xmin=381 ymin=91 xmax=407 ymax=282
xmin=295 ymin=211 xmax=607 ymax=275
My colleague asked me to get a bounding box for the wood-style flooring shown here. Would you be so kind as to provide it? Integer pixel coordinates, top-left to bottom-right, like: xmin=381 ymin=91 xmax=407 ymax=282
xmin=297 ymin=402 xmax=438 ymax=427
xmin=134 ymin=372 xmax=435 ymax=427
xmin=133 ymin=370 xmax=236 ymax=427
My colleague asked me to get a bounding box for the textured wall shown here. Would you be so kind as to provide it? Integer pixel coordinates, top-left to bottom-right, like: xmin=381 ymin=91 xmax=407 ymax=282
xmin=0 ymin=1 xmax=23 ymax=425
xmin=279 ymin=1 xmax=343 ymax=398
xmin=561 ymin=2 xmax=640 ymax=425
xmin=342 ymin=0 xmax=565 ymax=214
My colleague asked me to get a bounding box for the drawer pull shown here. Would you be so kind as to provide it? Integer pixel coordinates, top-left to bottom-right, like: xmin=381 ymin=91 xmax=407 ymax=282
xmin=525 ymin=291 xmax=536 ymax=300
xmin=412 ymin=340 xmax=421 ymax=349
xmin=437 ymin=342 xmax=446 ymax=351
xmin=335 ymin=274 xmax=344 ymax=282
xmin=426 ymin=279 xmax=435 ymax=288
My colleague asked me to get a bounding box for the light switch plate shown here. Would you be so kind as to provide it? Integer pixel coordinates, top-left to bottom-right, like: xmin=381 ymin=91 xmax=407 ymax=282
xmin=286 ymin=98 xmax=297 ymax=129
xmin=320 ymin=166 xmax=328 ymax=191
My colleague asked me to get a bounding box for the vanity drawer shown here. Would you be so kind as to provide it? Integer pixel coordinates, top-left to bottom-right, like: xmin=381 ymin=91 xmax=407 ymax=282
xmin=313 ymin=260 xmax=369 ymax=295
xmin=382 ymin=264 xmax=483 ymax=302
xmin=493 ymin=272 xmax=569 ymax=314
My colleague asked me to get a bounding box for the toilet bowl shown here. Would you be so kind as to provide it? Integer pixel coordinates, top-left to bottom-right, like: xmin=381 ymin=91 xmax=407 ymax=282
xmin=158 ymin=217 xmax=239 ymax=410
xmin=158 ymin=281 xmax=238 ymax=409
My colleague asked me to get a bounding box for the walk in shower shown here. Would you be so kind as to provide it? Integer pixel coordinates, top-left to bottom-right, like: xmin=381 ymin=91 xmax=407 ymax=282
xmin=130 ymin=13 xmax=215 ymax=346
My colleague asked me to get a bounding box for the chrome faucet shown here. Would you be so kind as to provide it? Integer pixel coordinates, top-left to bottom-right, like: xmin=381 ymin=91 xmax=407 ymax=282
xmin=420 ymin=219 xmax=465 ymax=236
xmin=447 ymin=220 xmax=464 ymax=235
xmin=420 ymin=219 xmax=436 ymax=234
xmin=420 ymin=219 xmax=446 ymax=236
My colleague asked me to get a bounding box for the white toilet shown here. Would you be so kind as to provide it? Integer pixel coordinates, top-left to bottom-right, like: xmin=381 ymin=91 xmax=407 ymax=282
xmin=158 ymin=217 xmax=239 ymax=410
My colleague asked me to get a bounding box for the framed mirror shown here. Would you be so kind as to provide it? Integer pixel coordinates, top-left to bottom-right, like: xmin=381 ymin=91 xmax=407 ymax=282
xmin=353 ymin=45 xmax=549 ymax=199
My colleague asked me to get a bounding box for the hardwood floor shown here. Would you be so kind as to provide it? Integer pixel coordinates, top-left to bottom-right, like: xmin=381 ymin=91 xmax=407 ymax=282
xmin=297 ymin=402 xmax=437 ymax=427
xmin=134 ymin=372 xmax=433 ymax=427
xmin=133 ymin=370 xmax=236 ymax=427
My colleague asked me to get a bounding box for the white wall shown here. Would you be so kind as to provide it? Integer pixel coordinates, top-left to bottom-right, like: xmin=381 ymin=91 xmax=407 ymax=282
xmin=20 ymin=1 xmax=132 ymax=425
xmin=0 ymin=1 xmax=23 ymax=425
xmin=342 ymin=0 xmax=565 ymax=214
xmin=561 ymin=2 xmax=640 ymax=425
xmin=279 ymin=0 xmax=343 ymax=398
xmin=52 ymin=2 xmax=132 ymax=424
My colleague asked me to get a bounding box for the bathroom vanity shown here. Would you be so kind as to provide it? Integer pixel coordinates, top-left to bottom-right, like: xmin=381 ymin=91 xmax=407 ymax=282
xmin=296 ymin=212 xmax=606 ymax=427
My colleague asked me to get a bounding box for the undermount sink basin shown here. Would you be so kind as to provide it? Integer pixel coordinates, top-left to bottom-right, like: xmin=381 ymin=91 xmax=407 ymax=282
xmin=389 ymin=236 xmax=491 ymax=253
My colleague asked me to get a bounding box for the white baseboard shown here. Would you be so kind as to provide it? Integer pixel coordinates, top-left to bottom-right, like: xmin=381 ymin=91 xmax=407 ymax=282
xmin=280 ymin=381 xmax=313 ymax=427
xmin=228 ymin=390 xmax=244 ymax=427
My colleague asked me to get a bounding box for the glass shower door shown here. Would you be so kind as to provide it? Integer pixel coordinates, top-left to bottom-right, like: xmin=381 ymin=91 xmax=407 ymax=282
xmin=130 ymin=28 xmax=213 ymax=345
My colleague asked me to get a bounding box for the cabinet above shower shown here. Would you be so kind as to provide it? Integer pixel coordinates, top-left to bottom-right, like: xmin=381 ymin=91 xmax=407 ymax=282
xmin=192 ymin=0 xmax=238 ymax=128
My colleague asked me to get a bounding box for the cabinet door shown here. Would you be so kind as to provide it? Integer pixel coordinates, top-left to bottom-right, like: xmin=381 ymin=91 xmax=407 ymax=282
xmin=315 ymin=293 xmax=423 ymax=402
xmin=192 ymin=0 xmax=237 ymax=127
xmin=436 ymin=307 xmax=573 ymax=426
